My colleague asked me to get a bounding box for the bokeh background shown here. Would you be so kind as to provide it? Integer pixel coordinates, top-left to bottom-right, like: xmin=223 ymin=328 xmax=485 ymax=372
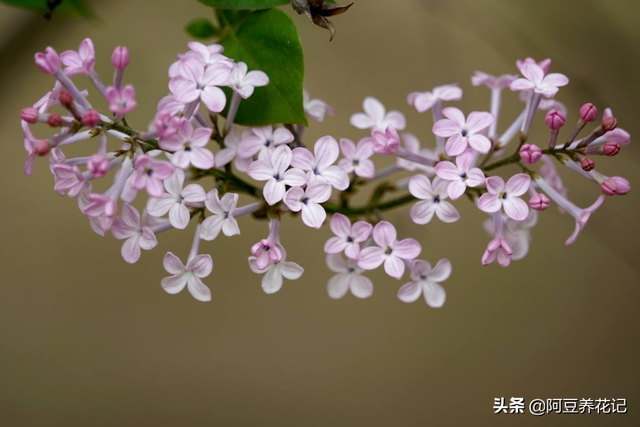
xmin=1 ymin=1 xmax=639 ymax=426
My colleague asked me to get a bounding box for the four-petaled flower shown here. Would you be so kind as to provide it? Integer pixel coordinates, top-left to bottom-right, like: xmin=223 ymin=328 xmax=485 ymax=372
xmin=249 ymin=248 xmax=304 ymax=294
xmin=407 ymin=84 xmax=462 ymax=113
xmin=169 ymin=57 xmax=233 ymax=112
xmin=326 ymin=254 xmax=373 ymax=300
xmin=106 ymin=85 xmax=137 ymax=115
xmin=284 ymin=179 xmax=332 ymax=229
xmin=481 ymin=238 xmax=513 ymax=268
xmin=324 ymin=213 xmax=372 ymax=260
xmin=510 ymin=63 xmax=569 ymax=98
xmin=238 ymin=126 xmax=294 ymax=160
xmin=357 ymin=221 xmax=422 ymax=279
xmin=303 ymin=89 xmax=334 ymax=122
xmin=433 ymin=107 xmax=494 ymax=156
xmin=112 ymin=204 xmax=158 ymax=264
xmin=478 ymin=174 xmax=531 ymax=221
xmin=131 ymin=155 xmax=175 ymax=198
xmin=434 ymin=149 xmax=486 ymax=200
xmin=350 ymin=97 xmax=406 ymax=132
xmin=292 ymin=136 xmax=349 ymax=190
xmin=200 ymin=189 xmax=240 ymax=240
xmin=61 ymin=38 xmax=96 ymax=75
xmin=338 ymin=137 xmax=375 ymax=178
xmin=397 ymin=259 xmax=451 ymax=307
xmin=247 ymin=145 xmax=307 ymax=206
xmin=159 ymin=118 xmax=215 ymax=169
xmin=161 ymin=251 xmax=213 ymax=302
xmin=409 ymin=175 xmax=460 ymax=224
xmin=146 ymin=168 xmax=206 ymax=229
xmin=226 ymin=61 xmax=269 ymax=99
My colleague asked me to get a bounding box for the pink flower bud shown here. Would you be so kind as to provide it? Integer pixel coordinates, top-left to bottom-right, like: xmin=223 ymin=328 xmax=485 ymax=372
xmin=581 ymin=158 xmax=595 ymax=172
xmin=35 ymin=140 xmax=51 ymax=156
xmin=82 ymin=109 xmax=100 ymax=128
xmin=601 ymin=177 xmax=630 ymax=196
xmin=21 ymin=108 xmax=39 ymax=124
xmin=47 ymin=113 xmax=62 ymax=127
xmin=545 ymin=110 xmax=565 ymax=130
xmin=371 ymin=126 xmax=400 ymax=155
xmin=34 ymin=47 xmax=61 ymax=74
xmin=603 ymin=142 xmax=620 ymax=157
xmin=88 ymin=155 xmax=109 ymax=178
xmin=580 ymin=103 xmax=597 ymax=122
xmin=601 ymin=117 xmax=617 ymax=132
xmin=519 ymin=144 xmax=542 ymax=164
xmin=529 ymin=193 xmax=550 ymax=211
xmin=59 ymin=90 xmax=74 ymax=108
xmin=111 ymin=46 xmax=130 ymax=69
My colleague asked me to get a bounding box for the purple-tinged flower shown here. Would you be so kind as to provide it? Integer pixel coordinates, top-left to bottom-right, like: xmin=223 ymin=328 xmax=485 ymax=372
xmin=238 ymin=126 xmax=294 ymax=159
xmin=324 ymin=213 xmax=372 ymax=260
xmin=338 ymin=137 xmax=375 ymax=178
xmin=249 ymin=247 xmax=304 ymax=294
xmin=161 ymin=251 xmax=213 ymax=302
xmin=215 ymin=127 xmax=241 ymax=168
xmin=200 ymin=189 xmax=240 ymax=240
xmin=516 ymin=57 xmax=551 ymax=73
xmin=34 ymin=47 xmax=61 ymax=74
xmin=247 ymin=145 xmax=307 ymax=206
xmin=303 ymin=89 xmax=334 ymax=122
xmin=484 ymin=211 xmax=537 ymax=262
xmin=396 ymin=133 xmax=438 ymax=173
xmin=88 ymin=154 xmax=109 ymax=178
xmin=471 ymin=72 xmax=518 ymax=90
xmin=434 ymin=149 xmax=486 ymax=200
xmin=22 ymin=121 xmax=46 ymax=176
xmin=131 ymin=155 xmax=174 ymax=198
xmin=482 ymin=238 xmax=513 ymax=268
xmin=226 ymin=62 xmax=269 ymax=99
xmin=51 ymin=164 xmax=87 ymax=197
xmin=284 ymin=180 xmax=332 ymax=229
xmin=106 ymin=85 xmax=137 ymax=115
xmin=350 ymin=97 xmax=406 ymax=132
xmin=326 ymin=254 xmax=373 ymax=299
xmin=112 ymin=204 xmax=158 ymax=264
xmin=510 ymin=63 xmax=568 ymax=98
xmin=529 ymin=193 xmax=550 ymax=211
xmin=60 ymin=38 xmax=95 ymax=75
xmin=186 ymin=41 xmax=227 ymax=66
xmin=291 ymin=136 xmax=349 ymax=190
xmin=169 ymin=57 xmax=232 ymax=112
xmin=519 ymin=144 xmax=542 ymax=164
xmin=159 ymin=118 xmax=215 ymax=169
xmin=251 ymin=240 xmax=283 ymax=271
xmin=146 ymin=168 xmax=206 ymax=229
xmin=409 ymin=176 xmax=460 ymax=224
xmin=433 ymin=107 xmax=494 ymax=156
xmin=407 ymin=84 xmax=462 ymax=113
xmin=370 ymin=125 xmax=401 ymax=155
xmin=478 ymin=174 xmax=531 ymax=221
xmin=601 ymin=176 xmax=631 ymax=196
xmin=111 ymin=46 xmax=130 ymax=69
xmin=397 ymin=259 xmax=451 ymax=307
xmin=357 ymin=221 xmax=421 ymax=279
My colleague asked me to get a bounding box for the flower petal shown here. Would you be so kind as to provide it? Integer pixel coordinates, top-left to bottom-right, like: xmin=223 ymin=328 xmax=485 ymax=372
xmin=397 ymin=281 xmax=422 ymax=303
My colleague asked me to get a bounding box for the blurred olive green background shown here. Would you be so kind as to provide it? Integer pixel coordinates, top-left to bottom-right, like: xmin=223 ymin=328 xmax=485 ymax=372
xmin=1 ymin=1 xmax=639 ymax=426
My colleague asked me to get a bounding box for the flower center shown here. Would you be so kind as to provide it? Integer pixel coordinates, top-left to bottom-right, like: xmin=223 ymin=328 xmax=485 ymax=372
xmin=352 ymin=159 xmax=360 ymax=166
xmin=385 ymin=247 xmax=393 ymax=255
xmin=499 ymin=192 xmax=507 ymax=199
xmin=184 ymin=142 xmax=191 ymax=152
xmin=433 ymin=197 xmax=440 ymax=203
xmin=461 ymin=128 xmax=468 ymax=137
xmin=301 ymin=197 xmax=309 ymax=205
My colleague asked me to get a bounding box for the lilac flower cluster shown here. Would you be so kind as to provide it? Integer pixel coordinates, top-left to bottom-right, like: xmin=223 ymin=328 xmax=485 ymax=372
xmin=22 ymin=41 xmax=631 ymax=306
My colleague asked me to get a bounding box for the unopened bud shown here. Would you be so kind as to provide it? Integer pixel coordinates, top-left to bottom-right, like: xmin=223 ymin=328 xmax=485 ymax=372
xmin=35 ymin=140 xmax=51 ymax=156
xmin=581 ymin=158 xmax=595 ymax=172
xmin=34 ymin=47 xmax=61 ymax=74
xmin=59 ymin=90 xmax=74 ymax=107
xmin=603 ymin=142 xmax=620 ymax=157
xmin=545 ymin=110 xmax=565 ymax=130
xmin=111 ymin=46 xmax=130 ymax=69
xmin=579 ymin=103 xmax=597 ymax=122
xmin=519 ymin=144 xmax=542 ymax=164
xmin=47 ymin=113 xmax=62 ymax=127
xmin=601 ymin=117 xmax=617 ymax=132
xmin=82 ymin=109 xmax=100 ymax=128
xmin=88 ymin=155 xmax=109 ymax=178
xmin=529 ymin=193 xmax=550 ymax=211
xmin=21 ymin=108 xmax=39 ymax=124
xmin=601 ymin=177 xmax=630 ymax=196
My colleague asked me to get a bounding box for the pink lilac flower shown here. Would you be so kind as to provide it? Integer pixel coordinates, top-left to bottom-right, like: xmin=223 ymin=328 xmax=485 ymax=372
xmin=238 ymin=126 xmax=294 ymax=159
xmin=131 ymin=155 xmax=174 ymax=198
xmin=87 ymin=155 xmax=109 ymax=178
xmin=432 ymin=107 xmax=494 ymax=156
xmin=51 ymin=164 xmax=87 ymax=197
xmin=338 ymin=137 xmax=375 ymax=178
xmin=249 ymin=247 xmax=304 ymax=294
xmin=370 ymin=125 xmax=400 ymax=155
xmin=216 ymin=127 xmax=240 ymax=168
xmin=516 ymin=57 xmax=551 ymax=73
xmin=34 ymin=47 xmax=61 ymax=74
xmin=291 ymin=136 xmax=349 ymax=190
xmin=247 ymin=145 xmax=307 ymax=206
xmin=251 ymin=240 xmax=283 ymax=271
xmin=111 ymin=204 xmax=158 ymax=264
xmin=484 ymin=211 xmax=538 ymax=262
xmin=471 ymin=72 xmax=518 ymax=89
xmin=478 ymin=174 xmax=531 ymax=221
xmin=200 ymin=189 xmax=241 ymax=240
xmin=60 ymin=38 xmax=96 ymax=75
xmin=283 ymin=180 xmax=332 ymax=229
xmin=434 ymin=149 xmax=486 ymax=200
xmin=22 ymin=121 xmax=44 ymax=176
xmin=185 ymin=41 xmax=227 ymax=66
xmin=357 ymin=221 xmax=421 ymax=279
xmin=324 ymin=213 xmax=372 ymax=260
xmin=159 ymin=118 xmax=215 ymax=169
xmin=397 ymin=259 xmax=451 ymax=307
xmin=350 ymin=97 xmax=406 ymax=132
xmin=146 ymin=168 xmax=206 ymax=229
xmin=161 ymin=251 xmax=213 ymax=302
xmin=482 ymin=237 xmax=513 ymax=268
xmin=169 ymin=57 xmax=233 ymax=112
xmin=78 ymin=183 xmax=112 ymax=236
xmin=303 ymin=89 xmax=335 ymax=122
xmin=326 ymin=254 xmax=373 ymax=299
xmin=106 ymin=85 xmax=137 ymax=115
xmin=111 ymin=46 xmax=130 ymax=69
xmin=226 ymin=62 xmax=269 ymax=99
xmin=407 ymin=84 xmax=462 ymax=113
xmin=510 ymin=63 xmax=568 ymax=98
xmin=409 ymin=175 xmax=460 ymax=224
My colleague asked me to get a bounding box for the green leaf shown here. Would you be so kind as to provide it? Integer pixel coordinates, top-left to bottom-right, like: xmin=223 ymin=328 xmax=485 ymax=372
xmin=185 ymin=18 xmax=219 ymax=39
xmin=199 ymin=0 xmax=289 ymax=10
xmin=0 ymin=0 xmax=94 ymax=18
xmin=219 ymin=9 xmax=307 ymax=126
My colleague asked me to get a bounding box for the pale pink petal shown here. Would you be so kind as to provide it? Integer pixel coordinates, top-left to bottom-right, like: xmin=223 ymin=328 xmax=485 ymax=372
xmin=465 ymin=169 xmax=486 ymax=187
xmin=447 ymin=180 xmax=467 ymax=200
xmin=262 ymin=268 xmax=283 ymax=294
xmin=330 ymin=213 xmax=351 ymax=237
xmin=352 ymin=221 xmax=372 ymax=242
xmin=432 ymin=119 xmax=460 ymax=138
xmin=327 ymin=274 xmax=350 ymax=299
xmin=455 ymin=149 xmax=475 ymax=172
xmin=520 ymin=63 xmax=544 ymax=86
xmin=505 ymin=173 xmax=531 ymax=196
xmin=384 ymin=256 xmax=405 ymax=279
xmin=485 ymin=176 xmax=505 ymax=194
xmin=350 ymin=275 xmax=374 ymax=299
xmin=163 ymin=252 xmax=185 ymax=275
xmin=321 ymin=166 xmax=349 ymax=190
xmin=186 ymin=275 xmax=212 ymax=302
xmin=301 ymin=202 xmax=326 ymax=229
xmin=385 ymin=111 xmax=406 ymax=131
xmin=372 ymin=221 xmax=397 ymax=248
xmin=435 ymin=202 xmax=460 ymax=223
xmin=509 ymin=79 xmax=535 ymax=92
xmin=324 ymin=236 xmax=348 ymax=254
xmin=362 ymin=97 xmax=385 ymax=126
xmin=442 ymin=107 xmax=466 ymax=127
xmin=357 ymin=247 xmax=386 ymax=270
xmin=408 ymin=175 xmax=433 ymax=200
xmin=477 ymin=193 xmax=502 ymax=213
xmin=467 ymin=134 xmax=491 ymax=154
xmin=410 ymin=201 xmax=435 ymax=225
xmin=466 ymin=112 xmax=494 ymax=133
xmin=434 ymin=161 xmax=460 ymax=181
xmin=182 ymin=184 xmax=207 ymax=203
xmin=445 ymin=134 xmax=467 ymax=156
xmin=392 ymin=238 xmax=421 ymax=259
xmin=503 ymin=197 xmax=529 ymax=221
xmin=428 ymin=259 xmax=452 ymax=282
xmin=263 ymin=179 xmax=285 ymax=205
xmin=397 ymin=281 xmax=422 ymax=303
xmin=161 ymin=274 xmax=188 ymax=295
xmin=350 ymin=113 xmax=374 ymax=129
xmin=147 ymin=194 xmax=177 ymax=217
xmin=190 ymin=148 xmax=215 ymax=169
xmin=169 ymin=203 xmax=190 ymax=229
xmin=121 ymin=237 xmax=142 ymax=264
xmin=423 ymin=282 xmax=446 ymax=308
xmin=326 ymin=253 xmax=349 ymax=273
xmin=280 ymin=261 xmax=304 ymax=280
xmin=187 ymin=254 xmax=213 ymax=278
xmin=314 ymin=136 xmax=339 ymax=168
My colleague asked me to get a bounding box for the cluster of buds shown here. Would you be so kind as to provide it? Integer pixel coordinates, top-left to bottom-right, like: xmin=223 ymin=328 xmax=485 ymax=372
xmin=21 ymin=40 xmax=630 ymax=306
